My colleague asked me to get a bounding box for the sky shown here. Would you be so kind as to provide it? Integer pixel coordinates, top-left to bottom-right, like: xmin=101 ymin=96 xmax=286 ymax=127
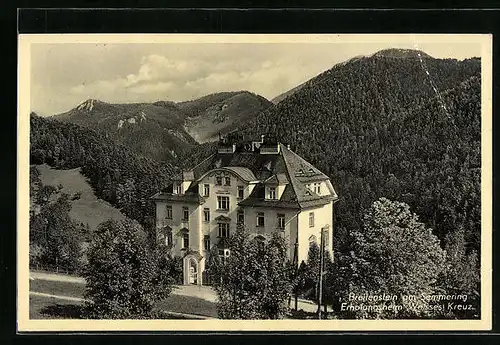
xmin=30 ymin=39 xmax=482 ymax=116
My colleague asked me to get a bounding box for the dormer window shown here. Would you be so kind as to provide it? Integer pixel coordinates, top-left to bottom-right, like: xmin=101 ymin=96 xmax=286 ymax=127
xmin=268 ymin=187 xmax=277 ymax=200
xmin=314 ymin=183 xmax=321 ymax=194
xmin=237 ymin=186 xmax=244 ymax=199
xmin=203 ymin=184 xmax=210 ymax=197
xmin=173 ymin=183 xmax=182 ymax=194
xmin=216 ymin=176 xmax=223 ymax=185
xmin=224 ymin=176 xmax=231 ymax=186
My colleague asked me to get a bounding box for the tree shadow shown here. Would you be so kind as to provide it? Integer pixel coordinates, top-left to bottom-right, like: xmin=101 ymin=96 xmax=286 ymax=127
xmin=40 ymin=303 xmax=84 ymax=319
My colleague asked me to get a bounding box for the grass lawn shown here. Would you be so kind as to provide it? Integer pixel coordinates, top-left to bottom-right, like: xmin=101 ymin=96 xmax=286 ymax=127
xmin=30 ymin=295 xmax=83 ymax=319
xmin=30 ymin=279 xmax=86 ymax=298
xmin=30 ymin=278 xmax=217 ymax=319
xmin=155 ymin=294 xmax=218 ymax=318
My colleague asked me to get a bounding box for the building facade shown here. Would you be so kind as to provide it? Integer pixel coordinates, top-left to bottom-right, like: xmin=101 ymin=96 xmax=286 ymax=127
xmin=151 ymin=134 xmax=338 ymax=285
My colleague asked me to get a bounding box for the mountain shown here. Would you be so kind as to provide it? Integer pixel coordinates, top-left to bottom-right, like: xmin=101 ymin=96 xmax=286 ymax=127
xmin=53 ymin=99 xmax=196 ymax=162
xmin=178 ymin=91 xmax=273 ymax=143
xmin=52 ymin=91 xmax=271 ymax=160
xmin=229 ymin=49 xmax=481 ymax=252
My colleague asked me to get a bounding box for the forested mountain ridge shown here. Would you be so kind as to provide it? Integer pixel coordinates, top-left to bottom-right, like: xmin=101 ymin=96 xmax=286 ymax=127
xmin=53 ymin=99 xmax=197 ymax=162
xmin=234 ymin=51 xmax=480 ymax=256
xmin=30 ymin=113 xmax=175 ymax=232
xmin=51 ymin=91 xmax=271 ymax=161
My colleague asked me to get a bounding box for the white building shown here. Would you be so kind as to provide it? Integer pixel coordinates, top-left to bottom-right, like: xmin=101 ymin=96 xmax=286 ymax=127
xmin=151 ymin=134 xmax=339 ymax=285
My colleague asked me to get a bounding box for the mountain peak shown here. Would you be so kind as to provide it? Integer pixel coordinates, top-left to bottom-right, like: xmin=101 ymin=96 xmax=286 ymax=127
xmin=76 ymin=99 xmax=106 ymax=112
xmin=372 ymin=48 xmax=433 ymax=59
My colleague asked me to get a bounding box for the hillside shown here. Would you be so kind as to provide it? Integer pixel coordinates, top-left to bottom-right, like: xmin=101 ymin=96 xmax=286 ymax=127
xmin=179 ymin=91 xmax=272 ymax=143
xmin=53 ymin=99 xmax=197 ymax=162
xmin=230 ymin=50 xmax=481 ymax=252
xmin=35 ymin=164 xmax=126 ymax=230
xmin=52 ymin=91 xmax=272 ymax=161
xmin=30 ymin=113 xmax=175 ymax=231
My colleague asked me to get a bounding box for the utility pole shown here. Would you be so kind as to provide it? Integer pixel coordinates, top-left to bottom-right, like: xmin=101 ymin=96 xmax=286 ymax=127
xmin=316 ymin=228 xmax=325 ymax=319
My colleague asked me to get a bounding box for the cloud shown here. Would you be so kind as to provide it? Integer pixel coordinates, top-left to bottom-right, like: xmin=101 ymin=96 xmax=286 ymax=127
xmin=68 ymin=54 xmax=313 ymax=103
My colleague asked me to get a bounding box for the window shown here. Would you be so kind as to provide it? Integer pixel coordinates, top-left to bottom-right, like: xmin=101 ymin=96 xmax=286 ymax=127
xmin=203 ymin=184 xmax=210 ymax=197
xmin=269 ymin=187 xmax=277 ymax=200
xmin=216 ymin=176 xmax=223 ymax=185
xmin=277 ymin=214 xmax=285 ymax=229
xmin=218 ymin=223 xmax=230 ymax=238
xmin=309 ymin=212 xmax=315 ymax=227
xmin=182 ymin=207 xmax=189 ymax=221
xmin=174 ymin=183 xmax=181 ymax=194
xmin=204 ymin=235 xmax=210 ymax=250
xmin=217 ymin=196 xmax=230 ymax=210
xmin=165 ymin=205 xmax=172 ymax=219
xmin=237 ymin=210 xmax=245 ymax=224
xmin=218 ymin=248 xmax=230 ymax=263
xmin=313 ymin=183 xmax=321 ymax=194
xmin=182 ymin=233 xmax=189 ymax=249
xmin=224 ymin=176 xmax=231 ymax=186
xmin=165 ymin=228 xmax=173 ymax=247
xmin=237 ymin=186 xmax=244 ymax=199
xmin=257 ymin=212 xmax=265 ymax=227
xmin=203 ymin=208 xmax=210 ymax=222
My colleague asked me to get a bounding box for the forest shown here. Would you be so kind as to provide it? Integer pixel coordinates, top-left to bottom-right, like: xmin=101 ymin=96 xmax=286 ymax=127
xmin=30 ymin=113 xmax=176 ymax=234
xmin=29 ymin=51 xmax=483 ymax=318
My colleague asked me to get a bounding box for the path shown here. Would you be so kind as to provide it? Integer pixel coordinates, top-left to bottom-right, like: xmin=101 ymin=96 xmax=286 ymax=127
xmin=30 ymin=270 xmax=320 ymax=313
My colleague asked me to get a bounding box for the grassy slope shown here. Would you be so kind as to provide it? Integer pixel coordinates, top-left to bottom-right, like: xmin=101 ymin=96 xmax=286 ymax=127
xmin=36 ymin=164 xmax=126 ymax=230
xmin=29 ymin=278 xmax=217 ymax=319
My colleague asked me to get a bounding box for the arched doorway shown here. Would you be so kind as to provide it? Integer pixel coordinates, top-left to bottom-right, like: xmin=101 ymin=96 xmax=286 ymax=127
xmin=182 ymin=250 xmax=204 ymax=285
xmin=188 ymin=258 xmax=198 ymax=285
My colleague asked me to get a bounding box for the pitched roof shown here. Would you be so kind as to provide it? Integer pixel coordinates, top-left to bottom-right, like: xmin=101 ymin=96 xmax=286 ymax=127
xmin=279 ymin=145 xmax=334 ymax=208
xmin=153 ymin=139 xmax=338 ymax=209
xmin=264 ymin=173 xmax=289 ymax=185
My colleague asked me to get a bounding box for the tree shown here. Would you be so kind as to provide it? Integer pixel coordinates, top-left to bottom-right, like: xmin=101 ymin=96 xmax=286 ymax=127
xmin=438 ymin=224 xmax=480 ymax=318
xmin=83 ymin=219 xmax=172 ymax=319
xmin=337 ymin=197 xmax=446 ymax=319
xmin=30 ymin=193 xmax=83 ymax=271
xmin=208 ymin=224 xmax=292 ymax=319
xmin=302 ymin=242 xmax=320 ymax=300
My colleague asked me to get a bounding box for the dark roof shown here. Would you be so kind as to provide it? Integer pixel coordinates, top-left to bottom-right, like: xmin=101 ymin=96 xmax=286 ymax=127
xmin=153 ymin=141 xmax=338 ymax=209
xmin=280 ymin=145 xmax=335 ymax=208
xmin=264 ymin=173 xmax=289 ymax=185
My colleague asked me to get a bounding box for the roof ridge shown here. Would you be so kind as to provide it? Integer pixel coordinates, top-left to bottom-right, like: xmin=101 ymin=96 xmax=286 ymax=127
xmin=279 ymin=144 xmax=302 ymax=203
